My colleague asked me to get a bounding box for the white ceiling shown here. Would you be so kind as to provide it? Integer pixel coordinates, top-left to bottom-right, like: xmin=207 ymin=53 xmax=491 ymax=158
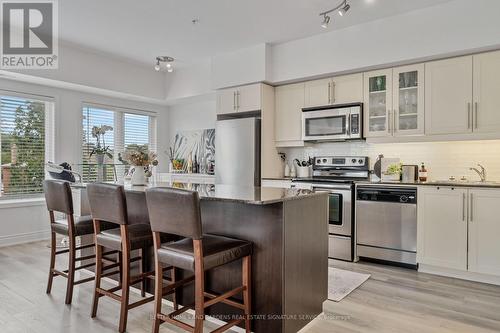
xmin=60 ymin=0 xmax=454 ymax=67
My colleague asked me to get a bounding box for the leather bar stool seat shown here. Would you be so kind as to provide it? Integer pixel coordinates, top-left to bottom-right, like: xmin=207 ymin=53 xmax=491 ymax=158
xmin=52 ymin=216 xmax=115 ymax=236
xmin=96 ymin=224 xmax=176 ymax=251
xmin=157 ymin=234 xmax=252 ymax=271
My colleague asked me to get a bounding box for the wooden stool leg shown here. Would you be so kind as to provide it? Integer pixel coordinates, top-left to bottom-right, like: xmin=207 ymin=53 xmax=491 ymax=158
xmin=242 ymin=255 xmax=252 ymax=333
xmin=91 ymin=243 xmax=103 ymax=318
xmin=171 ymin=267 xmax=178 ymax=311
xmin=65 ymin=235 xmax=76 ymax=304
xmin=119 ymin=248 xmax=130 ymax=333
xmin=46 ymin=231 xmax=56 ymax=294
xmin=140 ymin=247 xmax=146 ymax=297
xmin=152 ymin=245 xmax=163 ymax=333
xmin=194 ymin=240 xmax=204 ymax=333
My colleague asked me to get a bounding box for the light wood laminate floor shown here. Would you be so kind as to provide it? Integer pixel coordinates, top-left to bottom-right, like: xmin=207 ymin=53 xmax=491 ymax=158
xmin=301 ymin=259 xmax=500 ymax=333
xmin=1 ymin=241 xmax=500 ymax=332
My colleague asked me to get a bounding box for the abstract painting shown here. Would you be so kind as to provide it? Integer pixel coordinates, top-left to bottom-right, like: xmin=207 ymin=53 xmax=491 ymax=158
xmin=170 ymin=128 xmax=215 ymax=173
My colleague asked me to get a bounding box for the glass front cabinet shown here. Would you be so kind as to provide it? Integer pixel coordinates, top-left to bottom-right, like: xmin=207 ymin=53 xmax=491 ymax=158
xmin=364 ymin=64 xmax=424 ymax=138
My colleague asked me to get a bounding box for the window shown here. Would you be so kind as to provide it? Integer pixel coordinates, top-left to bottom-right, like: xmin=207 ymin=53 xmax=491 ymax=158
xmin=81 ymin=105 xmax=156 ymax=182
xmin=0 ymin=94 xmax=54 ymax=199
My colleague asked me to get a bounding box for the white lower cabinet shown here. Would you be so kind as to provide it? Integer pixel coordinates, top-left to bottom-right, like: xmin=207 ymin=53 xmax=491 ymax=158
xmin=418 ymin=186 xmax=500 ymax=279
xmin=417 ymin=186 xmax=468 ymax=270
xmin=468 ymin=189 xmax=500 ymax=276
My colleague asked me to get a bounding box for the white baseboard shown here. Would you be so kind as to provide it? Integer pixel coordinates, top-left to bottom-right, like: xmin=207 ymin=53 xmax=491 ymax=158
xmin=83 ymin=270 xmax=246 ymax=333
xmin=419 ymin=264 xmax=500 ymax=286
xmin=0 ymin=230 xmax=50 ymax=247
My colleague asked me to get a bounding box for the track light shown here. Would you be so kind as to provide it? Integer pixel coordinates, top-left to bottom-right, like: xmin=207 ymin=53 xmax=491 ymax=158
xmin=338 ymin=3 xmax=350 ymax=16
xmin=319 ymin=0 xmax=351 ymax=27
xmin=153 ymin=56 xmax=174 ymax=72
xmin=321 ymin=15 xmax=331 ymax=29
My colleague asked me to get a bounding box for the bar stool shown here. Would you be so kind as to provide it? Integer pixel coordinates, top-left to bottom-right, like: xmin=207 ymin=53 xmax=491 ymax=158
xmin=87 ymin=183 xmax=177 ymax=333
xmin=43 ymin=180 xmax=118 ymax=304
xmin=146 ymin=187 xmax=253 ymax=333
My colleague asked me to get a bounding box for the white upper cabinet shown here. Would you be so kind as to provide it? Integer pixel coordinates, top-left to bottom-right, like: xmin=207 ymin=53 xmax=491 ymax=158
xmin=364 ymin=69 xmax=392 ymax=138
xmin=467 ymin=189 xmax=500 ymax=276
xmin=417 ymin=186 xmax=468 ymax=271
xmin=216 ymin=83 xmax=262 ymax=114
xmin=304 ymin=74 xmax=363 ymax=108
xmin=393 ymin=64 xmax=425 ymax=136
xmin=274 ymin=83 xmax=305 ymax=147
xmin=304 ymin=78 xmax=331 ymax=108
xmin=237 ymin=83 xmax=262 ymax=113
xmin=217 ymin=88 xmax=238 ymax=115
xmin=473 ymin=50 xmax=500 ymax=133
xmin=425 ymin=56 xmax=473 ymax=135
xmin=332 ymin=73 xmax=363 ymax=105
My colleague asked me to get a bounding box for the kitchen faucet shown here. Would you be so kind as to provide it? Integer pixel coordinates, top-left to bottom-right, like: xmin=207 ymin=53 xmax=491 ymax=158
xmin=470 ymin=164 xmax=487 ymax=182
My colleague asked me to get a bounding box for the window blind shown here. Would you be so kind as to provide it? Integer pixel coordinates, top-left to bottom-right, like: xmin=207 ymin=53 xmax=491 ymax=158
xmin=0 ymin=95 xmax=53 ymax=198
xmin=81 ymin=105 xmax=155 ymax=182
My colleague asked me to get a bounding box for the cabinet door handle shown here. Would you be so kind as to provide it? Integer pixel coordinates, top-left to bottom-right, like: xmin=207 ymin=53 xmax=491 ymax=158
xmin=328 ymin=82 xmax=331 ymax=104
xmin=469 ymin=193 xmax=473 ymax=222
xmin=474 ymin=102 xmax=478 ymax=129
xmin=235 ymin=91 xmax=240 ymax=110
xmin=332 ymin=82 xmax=336 ymax=103
xmin=233 ymin=91 xmax=236 ymax=110
xmin=387 ymin=110 xmax=391 ymax=134
xmin=393 ymin=109 xmax=397 ymax=134
xmin=467 ymin=102 xmax=471 ymax=129
xmin=462 ymin=193 xmax=466 ymax=221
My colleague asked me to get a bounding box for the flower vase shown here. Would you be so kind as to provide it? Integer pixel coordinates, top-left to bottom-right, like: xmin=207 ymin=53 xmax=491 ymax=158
xmin=131 ymin=166 xmax=148 ymax=186
xmin=96 ymin=154 xmax=105 ymax=165
xmin=95 ymin=154 xmax=105 ymax=182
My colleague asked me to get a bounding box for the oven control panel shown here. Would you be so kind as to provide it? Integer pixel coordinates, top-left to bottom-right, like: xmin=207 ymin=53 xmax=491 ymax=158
xmin=314 ymin=156 xmax=368 ymax=168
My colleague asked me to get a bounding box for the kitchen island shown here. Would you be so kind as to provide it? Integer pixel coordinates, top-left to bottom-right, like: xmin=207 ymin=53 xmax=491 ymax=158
xmin=73 ymin=182 xmax=329 ymax=333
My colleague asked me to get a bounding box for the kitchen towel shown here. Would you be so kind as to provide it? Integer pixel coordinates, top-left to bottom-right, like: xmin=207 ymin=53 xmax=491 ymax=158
xmin=328 ymin=267 xmax=370 ymax=302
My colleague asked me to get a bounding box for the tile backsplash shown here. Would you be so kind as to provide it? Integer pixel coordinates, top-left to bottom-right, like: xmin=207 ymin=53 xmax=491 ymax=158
xmin=280 ymin=140 xmax=500 ymax=182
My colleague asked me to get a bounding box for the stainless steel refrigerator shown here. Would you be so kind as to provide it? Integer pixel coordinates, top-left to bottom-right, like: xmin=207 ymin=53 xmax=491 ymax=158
xmin=215 ymin=116 xmax=261 ymax=187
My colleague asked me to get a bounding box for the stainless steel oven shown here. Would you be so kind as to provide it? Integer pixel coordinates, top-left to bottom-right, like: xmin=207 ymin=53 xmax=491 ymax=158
xmin=293 ymin=155 xmax=369 ymax=262
xmin=312 ymin=183 xmax=353 ymax=261
xmin=302 ymin=103 xmax=362 ymax=141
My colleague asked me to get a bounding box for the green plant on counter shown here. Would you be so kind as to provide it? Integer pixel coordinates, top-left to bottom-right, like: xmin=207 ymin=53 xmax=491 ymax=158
xmin=386 ymin=163 xmax=403 ymax=175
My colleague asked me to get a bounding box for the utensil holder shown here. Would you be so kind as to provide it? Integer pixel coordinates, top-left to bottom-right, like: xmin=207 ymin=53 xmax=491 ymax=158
xmin=296 ymin=166 xmax=311 ymax=178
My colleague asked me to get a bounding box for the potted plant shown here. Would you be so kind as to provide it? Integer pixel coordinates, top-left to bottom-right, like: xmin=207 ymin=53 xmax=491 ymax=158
xmin=119 ymin=148 xmax=158 ymax=185
xmin=384 ymin=163 xmax=403 ymax=181
xmin=90 ymin=125 xmax=113 ymax=164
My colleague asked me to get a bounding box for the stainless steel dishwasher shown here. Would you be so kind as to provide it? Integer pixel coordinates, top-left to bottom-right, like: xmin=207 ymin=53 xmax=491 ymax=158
xmin=356 ymin=186 xmax=417 ymax=267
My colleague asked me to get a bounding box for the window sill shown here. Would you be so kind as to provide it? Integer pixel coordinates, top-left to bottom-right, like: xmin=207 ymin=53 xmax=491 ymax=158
xmin=0 ymin=197 xmax=46 ymax=209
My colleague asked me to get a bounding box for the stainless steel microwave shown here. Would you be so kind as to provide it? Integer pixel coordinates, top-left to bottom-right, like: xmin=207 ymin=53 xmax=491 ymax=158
xmin=302 ymin=103 xmax=363 ymax=141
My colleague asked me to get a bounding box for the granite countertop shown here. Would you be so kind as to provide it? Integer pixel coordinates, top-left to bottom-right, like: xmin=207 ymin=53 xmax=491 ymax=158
xmin=72 ymin=182 xmax=326 ymax=205
xmin=263 ymin=177 xmax=500 ymax=189
xmin=356 ymin=180 xmax=500 ymax=188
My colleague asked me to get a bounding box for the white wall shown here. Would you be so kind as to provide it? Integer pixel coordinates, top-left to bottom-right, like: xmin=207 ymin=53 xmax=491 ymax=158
xmin=165 ymin=60 xmax=213 ymax=102
xmin=167 ymin=100 xmax=217 ymax=141
xmin=282 ymin=140 xmax=500 ymax=182
xmin=4 ymin=42 xmax=167 ymax=100
xmin=0 ymin=78 xmax=169 ymax=246
xmin=211 ymin=43 xmax=270 ymax=89
xmin=270 ymin=0 xmax=500 ymax=83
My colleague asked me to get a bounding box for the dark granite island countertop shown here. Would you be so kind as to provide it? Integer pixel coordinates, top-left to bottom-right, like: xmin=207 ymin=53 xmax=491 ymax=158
xmin=72 ymin=182 xmax=323 ymax=205
xmin=72 ymin=181 xmax=329 ymax=333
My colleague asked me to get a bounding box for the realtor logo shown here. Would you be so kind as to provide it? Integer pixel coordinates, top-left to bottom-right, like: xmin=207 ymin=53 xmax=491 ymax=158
xmin=1 ymin=0 xmax=58 ymax=69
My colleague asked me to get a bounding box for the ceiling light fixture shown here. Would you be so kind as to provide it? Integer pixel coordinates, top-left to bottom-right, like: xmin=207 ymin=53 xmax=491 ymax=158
xmin=338 ymin=3 xmax=350 ymax=16
xmin=154 ymin=56 xmax=174 ymax=72
xmin=319 ymin=0 xmax=351 ymax=28
xmin=321 ymin=14 xmax=331 ymax=29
